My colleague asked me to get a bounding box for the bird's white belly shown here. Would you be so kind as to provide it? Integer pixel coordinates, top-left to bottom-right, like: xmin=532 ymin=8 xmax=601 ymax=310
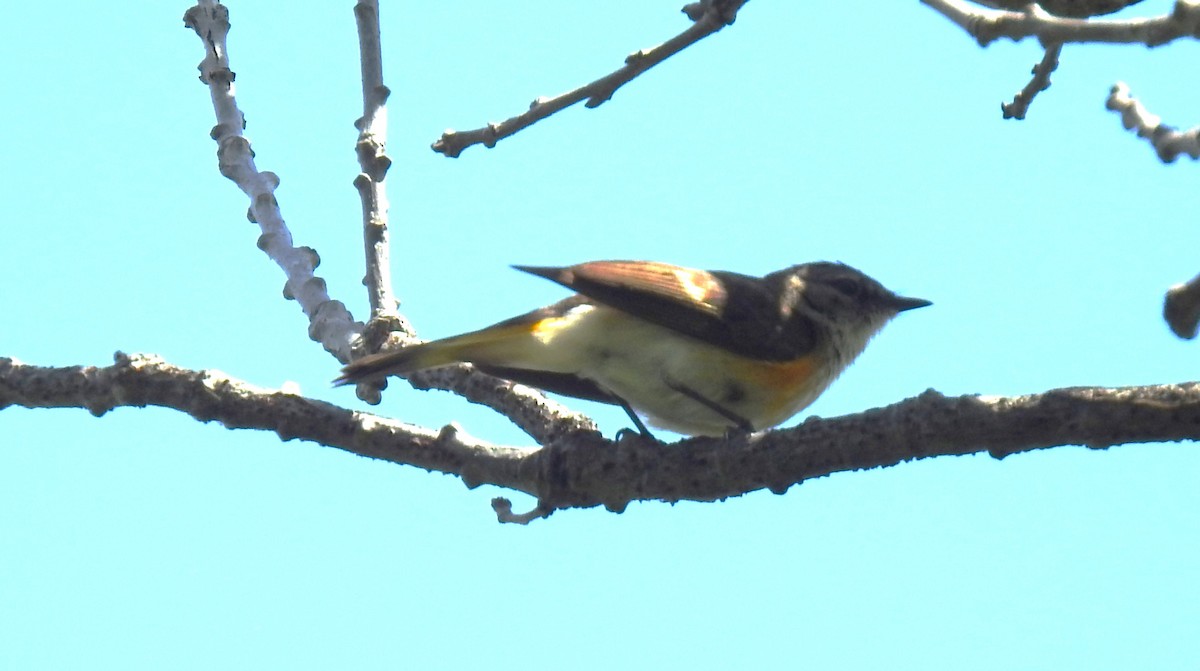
xmin=533 ymin=304 xmax=833 ymax=435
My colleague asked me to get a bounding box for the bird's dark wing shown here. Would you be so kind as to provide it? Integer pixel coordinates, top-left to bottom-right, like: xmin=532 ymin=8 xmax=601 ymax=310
xmin=515 ymin=260 xmax=816 ymax=360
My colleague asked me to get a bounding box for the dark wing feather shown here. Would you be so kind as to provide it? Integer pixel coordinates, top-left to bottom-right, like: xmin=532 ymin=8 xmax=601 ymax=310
xmin=516 ymin=261 xmax=817 ymax=361
xmin=474 ymin=365 xmax=620 ymax=405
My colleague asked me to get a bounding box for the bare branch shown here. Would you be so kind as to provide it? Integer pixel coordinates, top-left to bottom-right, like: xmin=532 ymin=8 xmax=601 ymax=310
xmin=431 ymin=0 xmax=749 ymax=158
xmin=180 ymin=2 xmax=567 ymax=441
xmin=923 ymin=0 xmax=1200 ymax=47
xmin=1165 ymin=274 xmax=1200 ymax=339
xmin=1106 ymin=82 xmax=1200 ymax=162
xmin=1001 ymin=42 xmax=1062 ymax=119
xmin=182 ymin=1 xmax=362 ymax=362
xmin=5 ymin=355 xmax=1199 ymax=523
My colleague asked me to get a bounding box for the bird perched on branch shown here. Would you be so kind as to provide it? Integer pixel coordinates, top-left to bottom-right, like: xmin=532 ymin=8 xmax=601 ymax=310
xmin=336 ymin=260 xmax=930 ymax=438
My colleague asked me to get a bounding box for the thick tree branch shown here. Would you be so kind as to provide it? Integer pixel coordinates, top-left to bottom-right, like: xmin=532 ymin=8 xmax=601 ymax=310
xmin=431 ymin=0 xmax=749 ymax=158
xmin=182 ymin=1 xmax=362 ymax=362
xmin=1001 ymin=42 xmax=1062 ymax=119
xmin=1106 ymin=82 xmax=1200 ymax=162
xmin=0 ymin=354 xmax=537 ymax=497
xmin=923 ymin=0 xmax=1200 ymax=47
xmin=5 ymin=355 xmax=1198 ymax=524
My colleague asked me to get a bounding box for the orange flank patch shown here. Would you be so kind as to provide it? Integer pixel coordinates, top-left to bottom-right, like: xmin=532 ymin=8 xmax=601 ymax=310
xmin=739 ymin=354 xmax=822 ymax=416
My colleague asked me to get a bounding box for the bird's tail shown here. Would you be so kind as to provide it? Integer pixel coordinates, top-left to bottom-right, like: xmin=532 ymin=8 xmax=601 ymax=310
xmin=332 ymin=323 xmax=538 ymax=387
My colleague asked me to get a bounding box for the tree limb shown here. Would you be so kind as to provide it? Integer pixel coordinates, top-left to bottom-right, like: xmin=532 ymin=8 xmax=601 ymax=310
xmin=0 ymin=353 xmax=538 ymax=497
xmin=5 ymin=354 xmax=1198 ymax=524
xmin=431 ymin=0 xmax=749 ymax=158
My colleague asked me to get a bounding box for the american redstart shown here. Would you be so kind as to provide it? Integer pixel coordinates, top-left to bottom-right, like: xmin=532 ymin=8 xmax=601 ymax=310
xmin=335 ymin=260 xmax=930 ymax=437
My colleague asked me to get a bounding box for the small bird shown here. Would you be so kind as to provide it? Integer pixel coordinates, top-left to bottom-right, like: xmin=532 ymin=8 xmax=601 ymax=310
xmin=335 ymin=260 xmax=930 ymax=437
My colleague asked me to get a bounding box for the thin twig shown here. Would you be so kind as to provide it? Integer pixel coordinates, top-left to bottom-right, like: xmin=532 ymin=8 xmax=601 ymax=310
xmin=1106 ymin=81 xmax=1200 ymax=162
xmin=348 ymin=0 xmax=418 ymax=404
xmin=431 ymin=0 xmax=749 ymax=158
xmin=5 ymin=354 xmax=1200 ymax=524
xmin=922 ymin=0 xmax=1200 ymax=47
xmin=352 ymin=0 xmax=402 ymax=325
xmin=182 ymin=1 xmax=362 ymax=362
xmin=1002 ymin=41 xmax=1062 ymax=119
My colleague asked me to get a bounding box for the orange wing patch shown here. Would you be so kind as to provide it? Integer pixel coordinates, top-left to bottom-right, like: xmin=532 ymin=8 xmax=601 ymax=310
xmin=671 ymin=267 xmax=720 ymax=306
xmin=568 ymin=260 xmax=727 ymax=315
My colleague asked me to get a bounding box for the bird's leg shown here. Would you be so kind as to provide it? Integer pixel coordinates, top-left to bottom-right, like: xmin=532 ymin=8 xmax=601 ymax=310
xmin=664 ymin=379 xmax=754 ymax=433
xmin=612 ymin=395 xmax=657 ymax=441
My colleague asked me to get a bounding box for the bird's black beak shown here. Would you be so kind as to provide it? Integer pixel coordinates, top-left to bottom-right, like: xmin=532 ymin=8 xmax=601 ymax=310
xmin=892 ymin=295 xmax=932 ymax=312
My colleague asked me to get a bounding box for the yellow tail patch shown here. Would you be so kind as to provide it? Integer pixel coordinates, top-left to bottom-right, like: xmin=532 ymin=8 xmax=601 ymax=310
xmin=335 ymin=321 xmax=548 ymax=385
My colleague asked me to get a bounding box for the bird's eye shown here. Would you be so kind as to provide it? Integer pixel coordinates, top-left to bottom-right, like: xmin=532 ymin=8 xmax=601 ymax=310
xmin=831 ymin=278 xmax=862 ymax=298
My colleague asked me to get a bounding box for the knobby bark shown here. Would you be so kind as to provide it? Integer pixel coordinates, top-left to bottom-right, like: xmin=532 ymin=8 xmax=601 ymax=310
xmin=4 ymin=354 xmax=1197 ymax=522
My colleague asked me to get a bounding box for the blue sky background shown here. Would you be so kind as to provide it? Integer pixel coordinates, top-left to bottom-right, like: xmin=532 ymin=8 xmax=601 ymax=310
xmin=3 ymin=1 xmax=1198 ymax=668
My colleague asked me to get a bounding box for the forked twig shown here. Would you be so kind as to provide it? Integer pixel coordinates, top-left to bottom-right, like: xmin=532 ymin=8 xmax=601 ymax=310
xmin=181 ymin=2 xmax=588 ymax=440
